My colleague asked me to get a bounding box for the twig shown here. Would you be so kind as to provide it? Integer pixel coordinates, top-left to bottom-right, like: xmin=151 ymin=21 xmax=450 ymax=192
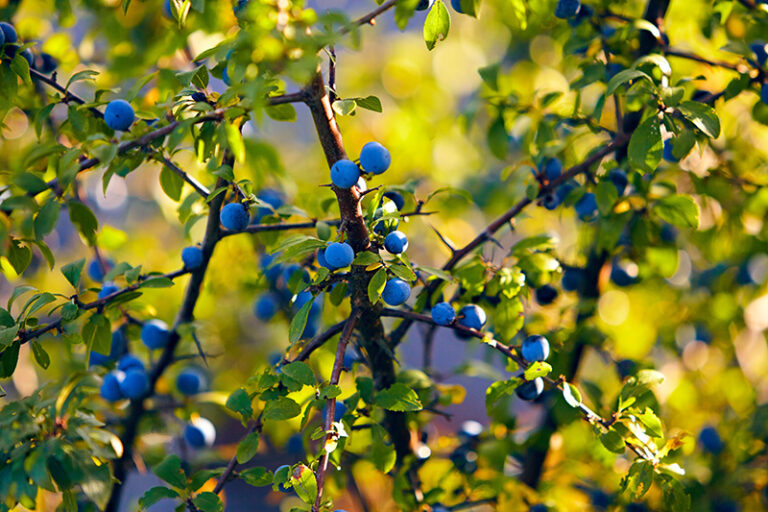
xmin=340 ymin=0 xmax=397 ymax=35
xmin=212 ymin=413 xmax=264 ymax=495
xmin=313 ymin=309 xmax=361 ymax=512
xmin=288 ymin=320 xmax=347 ymax=364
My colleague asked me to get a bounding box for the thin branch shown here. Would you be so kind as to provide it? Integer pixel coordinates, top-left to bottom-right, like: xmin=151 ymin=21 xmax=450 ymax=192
xmin=16 ymin=268 xmax=189 ymax=345
xmin=379 ymin=308 xmax=646 ymax=459
xmin=155 ymin=154 xmax=211 ymax=197
xmin=313 ymin=309 xmax=361 ymax=512
xmin=267 ymin=90 xmax=308 ymax=106
xmin=340 ymin=0 xmax=397 ymax=35
xmin=212 ymin=414 xmax=264 ymax=495
xmin=664 ymin=48 xmax=742 ymax=71
xmin=288 ymin=320 xmax=347 ymax=364
xmin=105 ymin=175 xmax=228 ymax=512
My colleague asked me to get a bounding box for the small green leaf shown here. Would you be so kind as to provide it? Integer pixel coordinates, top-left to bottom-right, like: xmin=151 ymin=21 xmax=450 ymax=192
xmin=606 ymin=69 xmax=653 ymax=96
xmin=375 ymin=383 xmax=423 ymax=412
xmin=289 ymin=298 xmax=313 ymax=343
xmin=562 ymin=382 xmax=582 ymax=408
xmin=624 ymin=460 xmax=654 ymax=499
xmin=352 ymin=251 xmax=380 ymax=266
xmin=34 ymin=200 xmax=61 ymax=239
xmin=281 ymin=361 xmax=315 ymax=387
xmin=152 ymin=455 xmax=187 ymax=489
xmin=226 ymin=388 xmax=253 ymax=424
xmin=628 ymin=115 xmax=662 ymax=173
xmin=240 ymin=467 xmax=272 ymax=487
xmin=224 ymin=123 xmax=245 ymax=163
xmin=68 ymin=201 xmax=99 ymax=246
xmin=236 ymin=431 xmax=260 ymax=464
xmin=595 ymin=180 xmax=618 ymax=216
xmin=30 ymin=341 xmax=50 ymax=369
xmin=332 ymin=99 xmax=356 ymax=116
xmin=139 ymin=487 xmax=179 ymax=509
xmin=652 ymin=194 xmax=699 ymax=229
xmin=424 ymin=0 xmax=451 ymax=51
xmin=353 ymin=95 xmax=383 ymax=113
xmin=290 ymin=465 xmax=318 ymax=505
xmin=523 ymin=361 xmax=552 ymax=380
xmin=263 ymin=396 xmax=301 ymax=420
xmin=678 ymin=100 xmax=721 ymax=138
xmin=600 ymin=428 xmax=626 ymax=454
xmin=159 ymin=167 xmax=184 ymax=201
xmin=192 ymin=492 xmax=223 ymax=512
xmin=368 ymin=268 xmax=387 ymax=305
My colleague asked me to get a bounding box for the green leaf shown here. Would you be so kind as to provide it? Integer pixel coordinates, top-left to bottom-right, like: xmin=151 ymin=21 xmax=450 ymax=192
xmin=368 ymin=268 xmax=387 ymax=305
xmin=7 ymin=239 xmax=32 ymax=274
xmin=30 ymin=341 xmax=50 ymax=369
xmin=152 ymin=455 xmax=187 ymax=489
xmin=68 ymin=201 xmax=99 ymax=246
xmin=389 ymin=264 xmax=416 ymax=282
xmin=192 ymin=492 xmax=223 ymax=512
xmin=82 ymin=314 xmax=112 ymax=356
xmin=636 ymin=407 xmax=663 ymax=438
xmin=66 ymin=70 xmax=99 ymax=90
xmin=606 ymin=69 xmax=653 ymax=96
xmin=600 ymin=428 xmax=626 ymax=454
xmin=11 ymin=53 xmax=31 ymax=84
xmin=374 ymin=382 xmax=423 ymax=412
xmin=595 ymin=180 xmax=618 ymax=216
xmin=236 ymin=431 xmax=260 ymax=464
xmin=263 ymin=396 xmax=302 ymax=420
xmin=34 ymin=200 xmax=61 ymax=239
xmin=424 ymin=0 xmax=451 ymax=51
xmin=562 ymin=382 xmax=582 ymax=408
xmin=224 ymin=123 xmax=245 ymax=163
xmin=320 ymin=385 xmax=342 ymax=399
xmin=281 ymin=361 xmax=315 ymax=387
xmin=624 ymin=460 xmax=654 ymax=499
xmin=678 ymin=100 xmax=721 ymax=138
xmin=353 ymin=95 xmax=382 ymax=112
xmin=290 ymin=465 xmax=318 ymax=505
xmin=226 ymin=388 xmax=253 ymax=424
xmin=159 ymin=167 xmax=184 ymax=201
xmin=0 ymin=341 xmax=20 ymax=378
xmin=671 ymin=129 xmax=696 ymax=160
xmin=628 ymin=115 xmax=662 ymax=173
xmin=265 ymin=103 xmax=296 ymax=122
xmin=140 ymin=277 xmax=175 ymax=288
xmin=352 ymin=251 xmax=380 ymax=266
xmin=289 ymin=298 xmax=313 ymax=343
xmin=332 ymin=99 xmax=356 ymax=116
xmin=486 ymin=115 xmax=508 ymax=160
xmin=240 ymin=467 xmax=272 ymax=487
xmin=139 ymin=487 xmax=179 ymax=509
xmin=523 ymin=361 xmax=552 ymax=380
xmin=0 ymin=324 xmax=20 ymax=350
xmin=652 ymin=194 xmax=699 ymax=229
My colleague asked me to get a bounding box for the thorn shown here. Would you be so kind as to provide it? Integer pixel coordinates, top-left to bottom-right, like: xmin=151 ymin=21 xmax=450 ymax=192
xmin=192 ymin=331 xmax=208 ymax=367
xmin=430 ymin=224 xmax=455 ymax=253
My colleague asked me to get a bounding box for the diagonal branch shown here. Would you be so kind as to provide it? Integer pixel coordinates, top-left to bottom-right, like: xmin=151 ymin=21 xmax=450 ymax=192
xmin=313 ymin=309 xmax=361 ymax=512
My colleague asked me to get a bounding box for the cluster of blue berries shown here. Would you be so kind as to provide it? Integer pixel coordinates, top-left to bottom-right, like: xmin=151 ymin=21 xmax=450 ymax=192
xmin=100 ymin=354 xmax=150 ymax=401
xmin=330 ymin=141 xmax=391 ymax=189
xmin=0 ymin=21 xmax=58 ymax=73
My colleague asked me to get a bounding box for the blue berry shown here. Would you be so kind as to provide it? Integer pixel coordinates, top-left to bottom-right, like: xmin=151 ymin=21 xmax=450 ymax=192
xmin=220 ymin=203 xmax=249 ymax=231
xmin=535 ymin=285 xmax=558 ymax=305
xmin=252 ymin=188 xmax=284 ymax=223
xmin=762 ymin=83 xmax=768 ymax=105
xmin=416 ymin=0 xmax=434 ymax=10
xmin=21 ymin=49 xmax=33 ymax=67
xmin=0 ymin=22 xmax=17 ymax=47
xmin=450 ymin=0 xmax=466 ymax=13
xmin=384 ymin=231 xmax=408 ymax=254
xmin=542 ymin=158 xmax=562 ymax=181
xmin=100 ymin=371 xmax=124 ymax=402
xmin=575 ymin=192 xmax=598 ymax=221
xmin=359 ymin=142 xmax=391 ymax=175
xmin=260 ymin=253 xmax=283 ymax=284
xmin=542 ymin=192 xmax=560 ymax=210
xmin=181 ymin=246 xmax=204 ymax=269
xmin=555 ymin=0 xmax=581 ymax=19
xmin=98 ymin=283 xmax=119 ymax=300
xmin=330 ymin=159 xmax=361 ymax=188
xmin=610 ymin=261 xmax=637 ymax=287
xmin=184 ymin=417 xmax=216 ymax=448
xmin=561 ymin=267 xmax=584 ymax=292
xmin=751 ymin=42 xmax=768 ymax=66
xmin=383 ymin=191 xmax=405 ymax=210
xmin=609 ymin=169 xmax=628 ymax=196
xmin=118 ymin=354 xmax=145 ymax=372
xmin=88 ymin=258 xmax=114 ymax=282
xmin=457 ymin=304 xmax=486 ymax=330
xmin=663 ymin=139 xmax=679 ymax=162
xmin=431 ymin=302 xmax=456 ymax=326
xmin=699 ymin=425 xmax=724 ymax=454
xmin=91 ymin=330 xmax=127 ymax=366
xmin=177 ymin=368 xmax=205 ymax=395
xmin=382 ymin=278 xmax=410 ymax=306
xmin=325 ymin=242 xmax=355 ymax=269
xmin=141 ymin=319 xmax=170 ymax=349
xmin=515 ymin=378 xmax=544 ymax=401
xmin=317 ymin=249 xmax=332 ymax=269
xmin=254 ymin=293 xmax=279 ymax=321
xmin=119 ymin=369 xmax=149 ymax=399
xmin=190 ymin=91 xmax=207 ymax=102
xmin=521 ymin=335 xmax=550 ymax=362
xmin=104 ymin=100 xmax=135 ymax=131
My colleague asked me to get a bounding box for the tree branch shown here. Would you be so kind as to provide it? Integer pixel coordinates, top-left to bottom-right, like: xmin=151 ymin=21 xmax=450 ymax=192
xmin=313 ymin=309 xmax=361 ymax=512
